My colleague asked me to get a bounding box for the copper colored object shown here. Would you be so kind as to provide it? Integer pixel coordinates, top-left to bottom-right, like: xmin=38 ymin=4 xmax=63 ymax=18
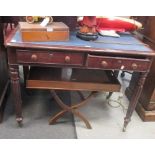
xmin=101 ymin=61 xmax=108 ymax=67
xmin=132 ymin=63 xmax=138 ymax=69
xmin=65 ymin=56 xmax=70 ymax=63
xmin=31 ymin=54 xmax=37 ymax=61
xmin=19 ymin=22 xmax=69 ymax=42
xmin=77 ymin=16 xmax=98 ymax=41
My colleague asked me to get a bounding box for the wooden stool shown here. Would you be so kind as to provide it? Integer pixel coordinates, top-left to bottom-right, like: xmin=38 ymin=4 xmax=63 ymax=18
xmin=26 ymin=67 xmax=121 ymax=129
xmin=49 ymin=90 xmax=97 ymax=129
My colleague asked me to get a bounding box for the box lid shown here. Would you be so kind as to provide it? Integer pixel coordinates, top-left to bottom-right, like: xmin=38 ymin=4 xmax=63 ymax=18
xmin=19 ymin=22 xmax=69 ymax=31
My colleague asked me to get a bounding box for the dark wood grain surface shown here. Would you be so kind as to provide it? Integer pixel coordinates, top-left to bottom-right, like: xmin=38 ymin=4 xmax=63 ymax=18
xmin=26 ymin=67 xmax=121 ymax=92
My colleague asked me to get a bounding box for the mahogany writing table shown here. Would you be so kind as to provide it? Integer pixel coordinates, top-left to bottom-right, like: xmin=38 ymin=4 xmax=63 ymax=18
xmin=5 ymin=28 xmax=155 ymax=131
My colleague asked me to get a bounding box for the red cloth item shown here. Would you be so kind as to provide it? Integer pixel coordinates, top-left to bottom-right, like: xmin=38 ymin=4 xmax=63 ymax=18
xmin=78 ymin=16 xmax=142 ymax=32
xmin=96 ymin=17 xmax=137 ymax=32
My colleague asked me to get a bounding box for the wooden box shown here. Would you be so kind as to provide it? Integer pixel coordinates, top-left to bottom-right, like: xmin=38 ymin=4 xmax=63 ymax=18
xmin=19 ymin=22 xmax=69 ymax=42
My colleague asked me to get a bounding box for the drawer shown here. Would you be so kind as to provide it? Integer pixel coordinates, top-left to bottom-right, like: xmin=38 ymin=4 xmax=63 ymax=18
xmin=16 ymin=50 xmax=84 ymax=66
xmin=87 ymin=54 xmax=150 ymax=71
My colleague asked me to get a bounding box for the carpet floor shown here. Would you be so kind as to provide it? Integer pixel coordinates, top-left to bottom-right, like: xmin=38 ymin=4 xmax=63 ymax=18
xmin=1 ymin=72 xmax=155 ymax=139
xmin=0 ymin=88 xmax=77 ymax=139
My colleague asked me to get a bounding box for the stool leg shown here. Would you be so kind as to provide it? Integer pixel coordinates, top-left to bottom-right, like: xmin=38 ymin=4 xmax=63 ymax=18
xmin=72 ymin=91 xmax=96 ymax=109
xmin=77 ymin=91 xmax=85 ymax=100
xmin=49 ymin=108 xmax=92 ymax=129
xmin=49 ymin=110 xmax=67 ymax=124
xmin=72 ymin=109 xmax=92 ymax=129
xmin=49 ymin=90 xmax=93 ymax=129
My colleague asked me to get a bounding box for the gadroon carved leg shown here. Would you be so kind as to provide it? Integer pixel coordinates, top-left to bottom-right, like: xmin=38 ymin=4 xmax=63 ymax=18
xmin=9 ymin=65 xmax=23 ymax=126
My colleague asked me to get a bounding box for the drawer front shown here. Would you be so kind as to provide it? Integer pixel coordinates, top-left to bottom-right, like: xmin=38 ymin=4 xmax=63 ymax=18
xmin=87 ymin=54 xmax=150 ymax=71
xmin=16 ymin=50 xmax=84 ymax=66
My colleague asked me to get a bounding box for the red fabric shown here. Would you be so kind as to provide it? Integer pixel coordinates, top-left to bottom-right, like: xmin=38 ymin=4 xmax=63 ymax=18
xmin=96 ymin=17 xmax=137 ymax=32
xmin=79 ymin=17 xmax=139 ymax=32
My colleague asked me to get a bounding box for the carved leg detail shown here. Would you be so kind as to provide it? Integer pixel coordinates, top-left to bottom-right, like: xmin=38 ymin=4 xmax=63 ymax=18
xmin=9 ymin=65 xmax=23 ymax=126
xmin=123 ymin=72 xmax=148 ymax=131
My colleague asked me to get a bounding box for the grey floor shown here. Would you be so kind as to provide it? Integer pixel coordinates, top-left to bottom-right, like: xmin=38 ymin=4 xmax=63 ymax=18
xmin=0 ymin=89 xmax=77 ymax=139
xmin=0 ymin=71 xmax=155 ymax=139
xmin=73 ymin=73 xmax=155 ymax=139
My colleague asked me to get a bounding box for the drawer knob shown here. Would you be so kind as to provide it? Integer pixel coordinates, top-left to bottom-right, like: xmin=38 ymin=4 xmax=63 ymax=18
xmin=65 ymin=56 xmax=70 ymax=63
xmin=101 ymin=61 xmax=108 ymax=67
xmin=31 ymin=54 xmax=37 ymax=61
xmin=132 ymin=63 xmax=138 ymax=69
xmin=118 ymin=60 xmax=122 ymax=63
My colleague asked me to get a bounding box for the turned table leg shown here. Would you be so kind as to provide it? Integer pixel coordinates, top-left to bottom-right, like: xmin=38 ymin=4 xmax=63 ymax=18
xmin=123 ymin=71 xmax=148 ymax=131
xmin=9 ymin=65 xmax=23 ymax=126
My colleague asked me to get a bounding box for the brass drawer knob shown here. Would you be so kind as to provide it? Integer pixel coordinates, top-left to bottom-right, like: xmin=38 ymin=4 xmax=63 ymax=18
xmin=65 ymin=56 xmax=70 ymax=63
xmin=132 ymin=63 xmax=138 ymax=69
xmin=101 ymin=61 xmax=108 ymax=67
xmin=118 ymin=60 xmax=122 ymax=63
xmin=31 ymin=54 xmax=37 ymax=61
